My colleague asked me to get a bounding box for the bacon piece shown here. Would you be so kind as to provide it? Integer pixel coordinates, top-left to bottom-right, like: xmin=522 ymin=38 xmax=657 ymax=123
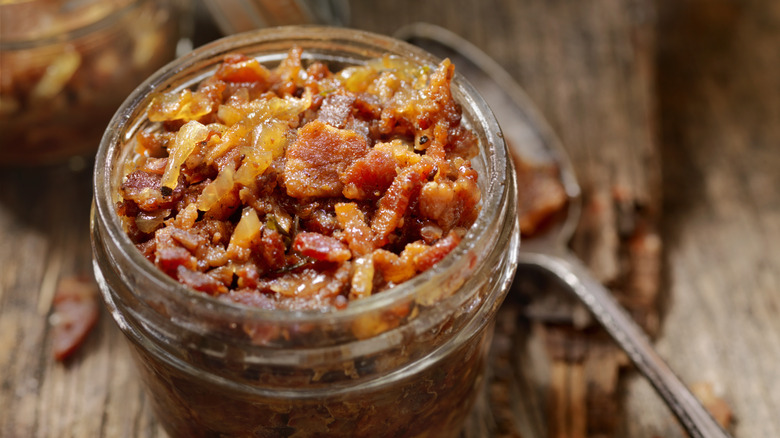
xmin=374 ymin=139 xmax=421 ymax=167
xmin=136 ymin=239 xmax=157 ymax=262
xmin=293 ymin=231 xmax=351 ymax=262
xmin=136 ymin=129 xmax=174 ymax=158
xmin=301 ymin=208 xmax=339 ymax=235
xmin=413 ymin=232 xmax=461 ymax=272
xmin=156 ymin=245 xmax=196 ymax=276
xmin=215 ymin=54 xmax=271 ymax=84
xmin=317 ymin=92 xmax=355 ymax=128
xmin=260 ymin=227 xmax=287 ymax=271
xmin=191 ymin=218 xmax=233 ymax=247
xmin=234 ymin=264 xmax=260 ymax=290
xmin=418 ymin=163 xmax=481 ymax=231
xmin=284 ymin=120 xmax=369 ymax=198
xmin=372 ymin=234 xmax=459 ymax=286
xmin=154 ymin=228 xmax=197 ymax=276
xmin=446 ymin=124 xmax=479 ymax=159
xmin=371 ymin=158 xmax=434 ymax=244
xmin=196 ymin=75 xmax=228 ymax=104
xmin=417 ymin=59 xmax=459 ymax=131
xmin=353 ymin=92 xmax=382 ymax=119
xmin=122 ymin=169 xmax=160 ymax=193
xmin=335 ymin=202 xmax=375 ymax=256
xmin=311 ymin=261 xmax=352 ymax=303
xmin=305 ymin=61 xmax=331 ymax=82
xmin=51 ymin=277 xmax=99 ymax=361
xmin=270 ymin=263 xmax=351 ymax=308
xmin=169 ymin=227 xmax=206 ymax=252
xmin=513 ymin=153 xmax=568 ymax=236
xmin=340 ymin=148 xmax=397 ymax=200
xmin=175 ymin=266 xmax=228 ymax=295
xmin=277 ymin=46 xmax=303 ymax=87
xmin=263 ymin=268 xmax=328 ymax=299
xmin=372 ymin=248 xmax=418 ymax=284
xmin=120 ymin=170 xmax=180 ymax=212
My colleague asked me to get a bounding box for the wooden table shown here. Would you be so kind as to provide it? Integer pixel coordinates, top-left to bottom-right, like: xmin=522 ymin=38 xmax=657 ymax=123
xmin=2 ymin=0 xmax=779 ymax=436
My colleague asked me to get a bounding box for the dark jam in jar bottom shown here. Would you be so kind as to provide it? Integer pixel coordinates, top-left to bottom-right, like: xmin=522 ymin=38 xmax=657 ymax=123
xmin=127 ymin=322 xmax=492 ymax=438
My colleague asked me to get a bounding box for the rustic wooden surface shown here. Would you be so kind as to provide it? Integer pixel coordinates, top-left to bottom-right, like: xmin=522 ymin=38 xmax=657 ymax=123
xmin=2 ymin=0 xmax=780 ymax=437
xmin=619 ymin=0 xmax=780 ymax=436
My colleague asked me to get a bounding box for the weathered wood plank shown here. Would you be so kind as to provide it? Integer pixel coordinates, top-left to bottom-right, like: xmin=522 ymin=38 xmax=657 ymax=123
xmin=620 ymin=0 xmax=780 ymax=437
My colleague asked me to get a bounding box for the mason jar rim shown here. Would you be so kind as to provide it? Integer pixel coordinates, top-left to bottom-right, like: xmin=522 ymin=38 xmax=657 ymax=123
xmin=92 ymin=25 xmax=512 ymax=326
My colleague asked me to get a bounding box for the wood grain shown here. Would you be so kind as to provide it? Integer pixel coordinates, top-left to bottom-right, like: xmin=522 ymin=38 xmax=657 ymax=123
xmin=620 ymin=0 xmax=780 ymax=436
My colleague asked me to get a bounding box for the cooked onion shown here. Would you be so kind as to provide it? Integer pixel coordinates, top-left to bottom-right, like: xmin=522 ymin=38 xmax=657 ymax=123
xmin=148 ymin=89 xmax=213 ymax=122
xmin=160 ymin=120 xmax=209 ymax=193
xmin=197 ymin=164 xmax=235 ymax=212
xmin=229 ymin=208 xmax=262 ymax=250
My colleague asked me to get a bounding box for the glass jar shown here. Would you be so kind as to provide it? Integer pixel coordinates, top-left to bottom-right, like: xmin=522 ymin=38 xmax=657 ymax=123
xmin=0 ymin=0 xmax=187 ymax=166
xmin=91 ymin=26 xmax=519 ymax=438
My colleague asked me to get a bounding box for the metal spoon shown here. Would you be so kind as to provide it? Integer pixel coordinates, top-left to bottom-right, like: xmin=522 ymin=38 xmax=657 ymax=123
xmin=395 ymin=23 xmax=731 ymax=438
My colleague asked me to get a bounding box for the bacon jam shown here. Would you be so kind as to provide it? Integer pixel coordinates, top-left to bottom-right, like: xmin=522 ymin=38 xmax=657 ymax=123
xmin=117 ymin=48 xmax=482 ymax=311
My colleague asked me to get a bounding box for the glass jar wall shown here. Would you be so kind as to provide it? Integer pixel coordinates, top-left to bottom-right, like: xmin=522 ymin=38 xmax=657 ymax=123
xmin=91 ymin=26 xmax=519 ymax=437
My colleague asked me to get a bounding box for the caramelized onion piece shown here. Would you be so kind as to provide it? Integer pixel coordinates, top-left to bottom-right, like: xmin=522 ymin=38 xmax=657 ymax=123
xmin=160 ymin=120 xmax=209 ymax=194
xmin=229 ymin=208 xmax=262 ymax=250
xmin=197 ymin=165 xmax=235 ymax=212
xmin=148 ymin=89 xmax=214 ymax=122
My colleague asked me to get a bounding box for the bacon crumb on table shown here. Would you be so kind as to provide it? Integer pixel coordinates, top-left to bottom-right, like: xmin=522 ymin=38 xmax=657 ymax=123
xmin=50 ymin=276 xmax=100 ymax=361
xmin=117 ymin=49 xmax=483 ymax=311
xmin=511 ymin=149 xmax=568 ymax=236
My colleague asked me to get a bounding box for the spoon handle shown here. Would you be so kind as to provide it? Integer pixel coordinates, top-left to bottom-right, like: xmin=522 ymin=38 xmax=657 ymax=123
xmin=518 ymin=251 xmax=732 ymax=438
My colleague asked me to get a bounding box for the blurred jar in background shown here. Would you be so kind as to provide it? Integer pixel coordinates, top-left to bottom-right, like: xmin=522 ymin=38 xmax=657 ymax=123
xmin=0 ymin=0 xmax=189 ymax=166
xmin=203 ymin=0 xmax=349 ymax=35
